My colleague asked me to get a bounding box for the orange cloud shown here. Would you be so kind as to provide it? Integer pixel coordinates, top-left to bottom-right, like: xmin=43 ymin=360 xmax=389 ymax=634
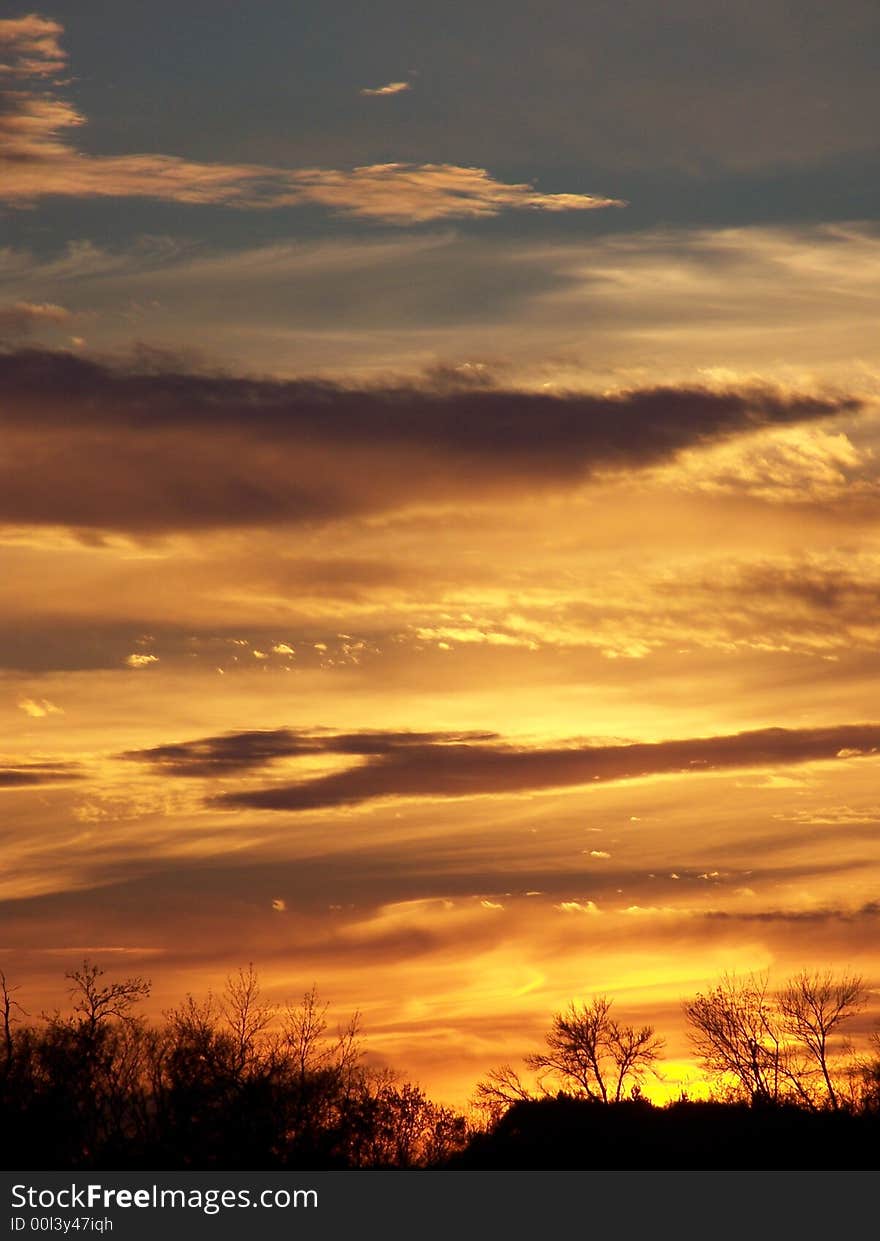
xmin=118 ymin=722 xmax=880 ymax=814
xmin=360 ymin=80 xmax=411 ymax=96
xmin=0 ymin=347 xmax=858 ymax=533
xmin=0 ymin=299 xmax=70 ymax=337
xmin=0 ymin=14 xmax=66 ymax=78
xmin=124 ymin=653 xmax=159 ymax=669
xmin=0 ymin=21 xmax=622 ymax=222
xmin=17 ymin=696 xmax=63 ymax=718
xmin=0 ymin=761 xmax=82 ymax=787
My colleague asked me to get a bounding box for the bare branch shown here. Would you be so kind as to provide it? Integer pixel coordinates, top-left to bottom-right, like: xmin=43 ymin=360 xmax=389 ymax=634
xmin=65 ymin=959 xmax=150 ymax=1035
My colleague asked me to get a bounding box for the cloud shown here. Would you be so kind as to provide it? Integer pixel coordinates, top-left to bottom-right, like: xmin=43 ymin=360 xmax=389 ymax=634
xmin=393 ymin=551 xmax=880 ymax=666
xmin=705 ymin=900 xmax=880 ymax=926
xmin=0 ymin=15 xmax=65 ymax=78
xmin=6 ymin=224 xmax=880 ymax=390
xmin=0 ymin=762 xmax=82 ymax=788
xmin=360 ymin=81 xmax=411 ymax=96
xmin=17 ymin=697 xmax=63 ymax=718
xmin=0 ymin=301 xmax=70 ymax=338
xmin=267 ymin=164 xmax=624 ymax=222
xmin=122 ymin=728 xmax=498 ymax=778
xmin=656 ymin=424 xmax=869 ymax=506
xmin=121 ymin=721 xmax=880 ymax=813
xmin=0 ymin=347 xmax=859 ymax=533
xmin=124 ymin=653 xmax=159 ymax=668
xmin=0 ymin=22 xmax=619 ymax=222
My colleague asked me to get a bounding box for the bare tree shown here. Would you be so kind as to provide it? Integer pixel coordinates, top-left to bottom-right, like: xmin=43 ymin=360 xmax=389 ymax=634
xmin=1 ymin=970 xmax=26 ymax=1071
xmin=608 ymin=1020 xmax=666 ymax=1104
xmin=222 ymin=964 xmax=273 ymax=1077
xmin=281 ymin=984 xmax=361 ymax=1088
xmin=685 ymin=972 xmax=787 ymax=1103
xmin=859 ymin=1028 xmax=880 ymax=1112
xmin=65 ymin=960 xmax=150 ymax=1036
xmin=165 ymin=991 xmax=223 ymax=1047
xmin=525 ymin=996 xmax=664 ymax=1103
xmin=777 ymin=970 xmax=868 ymax=1110
xmin=472 ymin=1062 xmax=536 ymax=1122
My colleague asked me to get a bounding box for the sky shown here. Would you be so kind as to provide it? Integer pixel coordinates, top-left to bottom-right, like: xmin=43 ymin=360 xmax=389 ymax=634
xmin=1 ymin=3 xmax=879 ymax=1108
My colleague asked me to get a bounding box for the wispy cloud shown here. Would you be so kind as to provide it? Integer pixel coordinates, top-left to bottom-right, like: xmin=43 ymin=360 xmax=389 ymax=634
xmin=360 ymin=80 xmax=411 ymax=96
xmin=0 ymin=761 xmax=82 ymax=788
xmin=0 ymin=14 xmax=65 ymax=78
xmin=0 ymin=20 xmax=620 ymax=222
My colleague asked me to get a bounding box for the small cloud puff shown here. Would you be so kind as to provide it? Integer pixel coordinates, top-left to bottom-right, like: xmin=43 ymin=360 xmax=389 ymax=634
xmin=360 ymin=80 xmax=411 ymax=96
xmin=17 ymin=697 xmax=63 ymax=718
xmin=125 ymin=653 xmax=159 ymax=669
xmin=555 ymin=900 xmax=600 ymax=914
xmin=271 ymin=898 xmax=287 ymax=912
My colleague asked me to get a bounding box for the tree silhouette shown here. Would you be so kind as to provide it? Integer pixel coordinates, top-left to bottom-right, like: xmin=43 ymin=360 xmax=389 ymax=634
xmin=861 ymin=1029 xmax=880 ymax=1112
xmin=66 ymin=960 xmax=151 ymax=1036
xmin=524 ymin=996 xmax=664 ymax=1102
xmin=1 ymin=959 xmax=877 ymax=1170
xmin=777 ymin=970 xmax=867 ymax=1110
xmin=684 ymin=971 xmax=787 ymax=1103
xmin=222 ymin=963 xmax=273 ymax=1079
xmin=685 ymin=968 xmax=870 ymax=1109
xmin=472 ymin=1063 xmax=535 ymax=1122
xmin=1 ymin=969 xmax=26 ymax=1073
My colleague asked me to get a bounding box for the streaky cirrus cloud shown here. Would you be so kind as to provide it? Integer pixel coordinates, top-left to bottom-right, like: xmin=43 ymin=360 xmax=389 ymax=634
xmin=0 ymin=20 xmax=620 ymax=221
xmin=0 ymin=346 xmax=860 ymax=532
xmin=5 ymin=224 xmax=878 ymax=388
xmin=121 ymin=722 xmax=880 ymax=812
xmin=360 ymin=80 xmax=411 ymax=96
xmin=0 ymin=761 xmax=83 ymax=788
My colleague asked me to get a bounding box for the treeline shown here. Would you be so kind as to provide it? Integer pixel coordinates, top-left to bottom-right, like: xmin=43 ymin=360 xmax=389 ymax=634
xmin=1 ymin=962 xmax=878 ymax=1169
xmin=474 ymin=969 xmax=880 ymax=1116
xmin=0 ymin=964 xmax=466 ymax=1169
xmin=464 ymin=969 xmax=880 ymax=1170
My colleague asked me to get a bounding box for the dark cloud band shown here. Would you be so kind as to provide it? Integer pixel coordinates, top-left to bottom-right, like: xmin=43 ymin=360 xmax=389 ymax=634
xmin=0 ymin=347 xmax=861 ymax=532
xmin=0 ymin=763 xmax=83 ymax=788
xmin=123 ymin=722 xmax=880 ymax=812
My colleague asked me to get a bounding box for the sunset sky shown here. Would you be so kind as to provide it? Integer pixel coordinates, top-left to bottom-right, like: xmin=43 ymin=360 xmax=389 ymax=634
xmin=2 ymin=3 xmax=879 ymax=1107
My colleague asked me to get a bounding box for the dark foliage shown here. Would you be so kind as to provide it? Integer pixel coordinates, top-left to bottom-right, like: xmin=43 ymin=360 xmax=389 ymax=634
xmin=0 ymin=963 xmax=467 ymax=1171
xmin=453 ymin=1096 xmax=880 ymax=1170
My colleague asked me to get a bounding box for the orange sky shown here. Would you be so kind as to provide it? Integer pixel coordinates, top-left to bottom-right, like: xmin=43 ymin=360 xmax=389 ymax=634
xmin=1 ymin=9 xmax=879 ymax=1110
